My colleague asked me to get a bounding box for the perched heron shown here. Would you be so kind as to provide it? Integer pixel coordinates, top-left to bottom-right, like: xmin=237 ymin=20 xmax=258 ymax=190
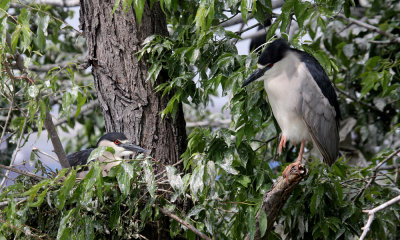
xmin=67 ymin=132 xmax=146 ymax=178
xmin=242 ymin=38 xmax=340 ymax=181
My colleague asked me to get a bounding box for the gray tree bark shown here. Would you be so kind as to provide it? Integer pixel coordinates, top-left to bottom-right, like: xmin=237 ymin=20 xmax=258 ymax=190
xmin=79 ymin=0 xmax=187 ymax=170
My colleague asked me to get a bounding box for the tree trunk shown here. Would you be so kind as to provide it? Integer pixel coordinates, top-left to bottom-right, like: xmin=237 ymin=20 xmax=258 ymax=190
xmin=79 ymin=0 xmax=187 ymax=169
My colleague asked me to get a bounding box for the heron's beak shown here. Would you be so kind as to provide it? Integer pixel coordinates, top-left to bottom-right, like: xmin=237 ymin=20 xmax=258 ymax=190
xmin=241 ymin=65 xmax=272 ymax=87
xmin=120 ymin=142 xmax=146 ymax=153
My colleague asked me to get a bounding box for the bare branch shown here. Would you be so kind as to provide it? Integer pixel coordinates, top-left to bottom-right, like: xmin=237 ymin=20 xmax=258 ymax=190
xmin=32 ymin=147 xmax=59 ymax=163
xmin=0 ymin=163 xmax=46 ymax=181
xmin=44 ymin=109 xmax=70 ymax=168
xmin=353 ymin=147 xmax=400 ymax=202
xmin=337 ymin=13 xmax=400 ymax=44
xmin=186 ymin=118 xmax=230 ymax=128
xmin=359 ymin=194 xmax=400 ymax=240
xmin=245 ymin=165 xmax=308 ymax=239
xmin=241 ymin=29 xmax=267 ymax=41
xmin=159 ymin=206 xmax=212 ymax=240
xmin=0 ymin=197 xmax=28 ymax=208
xmin=219 ymin=0 xmax=284 ymax=27
xmin=53 ymin=100 xmax=98 ymax=127
xmin=335 ymin=87 xmax=382 ymax=113
xmin=27 ymin=56 xmax=87 ymax=73
xmin=0 ymin=91 xmax=14 ymax=146
xmin=0 ymin=115 xmax=29 ymax=189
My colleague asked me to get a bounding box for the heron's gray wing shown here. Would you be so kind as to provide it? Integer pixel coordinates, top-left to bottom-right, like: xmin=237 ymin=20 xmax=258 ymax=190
xmin=298 ymin=75 xmax=339 ymax=166
xmin=67 ymin=149 xmax=93 ymax=167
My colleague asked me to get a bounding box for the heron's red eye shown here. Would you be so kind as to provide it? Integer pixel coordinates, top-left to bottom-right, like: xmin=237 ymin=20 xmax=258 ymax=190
xmin=267 ymin=63 xmax=274 ymax=67
xmin=114 ymin=140 xmax=120 ymax=145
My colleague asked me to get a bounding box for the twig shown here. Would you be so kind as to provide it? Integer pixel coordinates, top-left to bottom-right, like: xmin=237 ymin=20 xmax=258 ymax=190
xmin=0 ymin=92 xmax=14 ymax=146
xmin=154 ymin=159 xmax=183 ymax=179
xmin=359 ymin=194 xmax=400 ymax=240
xmin=186 ymin=119 xmax=230 ymax=128
xmin=44 ymin=109 xmax=70 ymax=168
xmin=0 ymin=217 xmax=51 ymax=240
xmin=53 ymin=101 xmax=98 ymax=127
xmin=0 ymin=114 xmax=29 ymax=189
xmin=159 ymin=206 xmax=211 ymax=240
xmin=353 ymin=147 xmax=400 ymax=202
xmin=11 ymin=0 xmax=80 ymax=7
xmin=0 ymin=197 xmax=28 ymax=207
xmin=27 ymin=55 xmax=87 ymax=73
xmin=255 ymin=135 xmax=278 ymax=151
xmin=32 ymin=147 xmax=59 ymax=163
xmin=219 ymin=0 xmax=284 ymax=27
xmin=0 ymin=163 xmax=46 ymax=181
xmin=337 ymin=13 xmax=400 ymax=44
xmin=335 ymin=87 xmax=381 ymax=113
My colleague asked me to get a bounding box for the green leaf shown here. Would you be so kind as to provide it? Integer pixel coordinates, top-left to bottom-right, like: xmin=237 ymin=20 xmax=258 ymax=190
xmin=141 ymin=157 xmax=156 ymax=198
xmin=57 ymin=170 xmax=77 ymax=210
xmin=29 ymin=188 xmax=48 ymax=207
xmin=117 ymin=162 xmax=134 ymax=196
xmin=134 ymin=0 xmax=146 ymax=25
xmin=217 ymin=152 xmax=238 ymax=175
xmin=111 ymin=0 xmax=121 ymax=15
xmin=166 ymin=165 xmax=184 ymax=194
xmin=294 ymin=1 xmax=309 ymax=28
xmin=109 ymin=202 xmax=121 ymax=229
xmin=241 ymin=0 xmax=248 ymax=24
xmin=279 ymin=0 xmax=294 ymax=33
xmin=247 ymin=207 xmax=256 ymax=239
xmin=189 ymin=162 xmax=204 ymax=201
xmin=10 ymin=25 xmax=21 ymax=52
xmin=194 ymin=0 xmax=207 ymax=34
xmin=87 ymin=146 xmax=115 ymax=162
xmin=237 ymin=175 xmax=251 ymax=187
xmin=57 ymin=208 xmax=76 ymax=240
xmin=0 ymin=0 xmax=11 ymax=10
xmin=259 ymin=209 xmax=268 ymax=237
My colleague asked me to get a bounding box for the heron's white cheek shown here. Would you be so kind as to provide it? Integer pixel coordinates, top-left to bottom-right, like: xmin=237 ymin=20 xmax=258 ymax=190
xmin=120 ymin=150 xmax=135 ymax=157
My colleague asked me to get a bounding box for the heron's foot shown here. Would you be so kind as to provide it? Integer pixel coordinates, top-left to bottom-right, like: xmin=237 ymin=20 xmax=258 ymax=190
xmin=278 ymin=135 xmax=287 ymax=155
xmin=282 ymin=159 xmax=302 ymax=184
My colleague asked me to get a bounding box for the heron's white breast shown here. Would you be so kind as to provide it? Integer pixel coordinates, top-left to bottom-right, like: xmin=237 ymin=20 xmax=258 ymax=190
xmin=262 ymin=52 xmax=310 ymax=143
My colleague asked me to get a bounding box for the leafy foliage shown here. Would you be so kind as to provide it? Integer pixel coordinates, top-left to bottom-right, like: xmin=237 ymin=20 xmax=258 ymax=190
xmin=0 ymin=0 xmax=399 ymax=239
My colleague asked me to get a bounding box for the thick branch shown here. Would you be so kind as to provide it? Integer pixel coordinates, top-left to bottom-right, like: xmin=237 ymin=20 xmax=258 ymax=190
xmin=359 ymin=194 xmax=400 ymax=240
xmin=245 ymin=165 xmax=308 ymax=240
xmin=44 ymin=110 xmax=70 ymax=168
xmin=159 ymin=207 xmax=211 ymax=240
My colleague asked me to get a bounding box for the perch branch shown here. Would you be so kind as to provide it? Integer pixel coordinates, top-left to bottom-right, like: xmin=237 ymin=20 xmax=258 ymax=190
xmin=359 ymin=194 xmax=400 ymax=240
xmin=159 ymin=206 xmax=211 ymax=240
xmin=245 ymin=165 xmax=308 ymax=240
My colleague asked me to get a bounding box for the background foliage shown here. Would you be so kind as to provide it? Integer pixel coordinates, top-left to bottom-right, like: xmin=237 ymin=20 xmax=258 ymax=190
xmin=0 ymin=0 xmax=399 ymax=239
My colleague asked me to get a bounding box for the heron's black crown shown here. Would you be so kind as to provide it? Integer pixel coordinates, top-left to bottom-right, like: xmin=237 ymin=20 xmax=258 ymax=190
xmin=96 ymin=132 xmax=128 ymax=146
xmin=258 ymin=38 xmax=290 ymax=66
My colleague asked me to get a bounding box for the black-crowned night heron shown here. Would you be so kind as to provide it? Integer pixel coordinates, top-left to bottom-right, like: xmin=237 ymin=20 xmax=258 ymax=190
xmin=242 ymin=38 xmax=340 ymax=181
xmin=67 ymin=132 xmax=146 ymax=177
